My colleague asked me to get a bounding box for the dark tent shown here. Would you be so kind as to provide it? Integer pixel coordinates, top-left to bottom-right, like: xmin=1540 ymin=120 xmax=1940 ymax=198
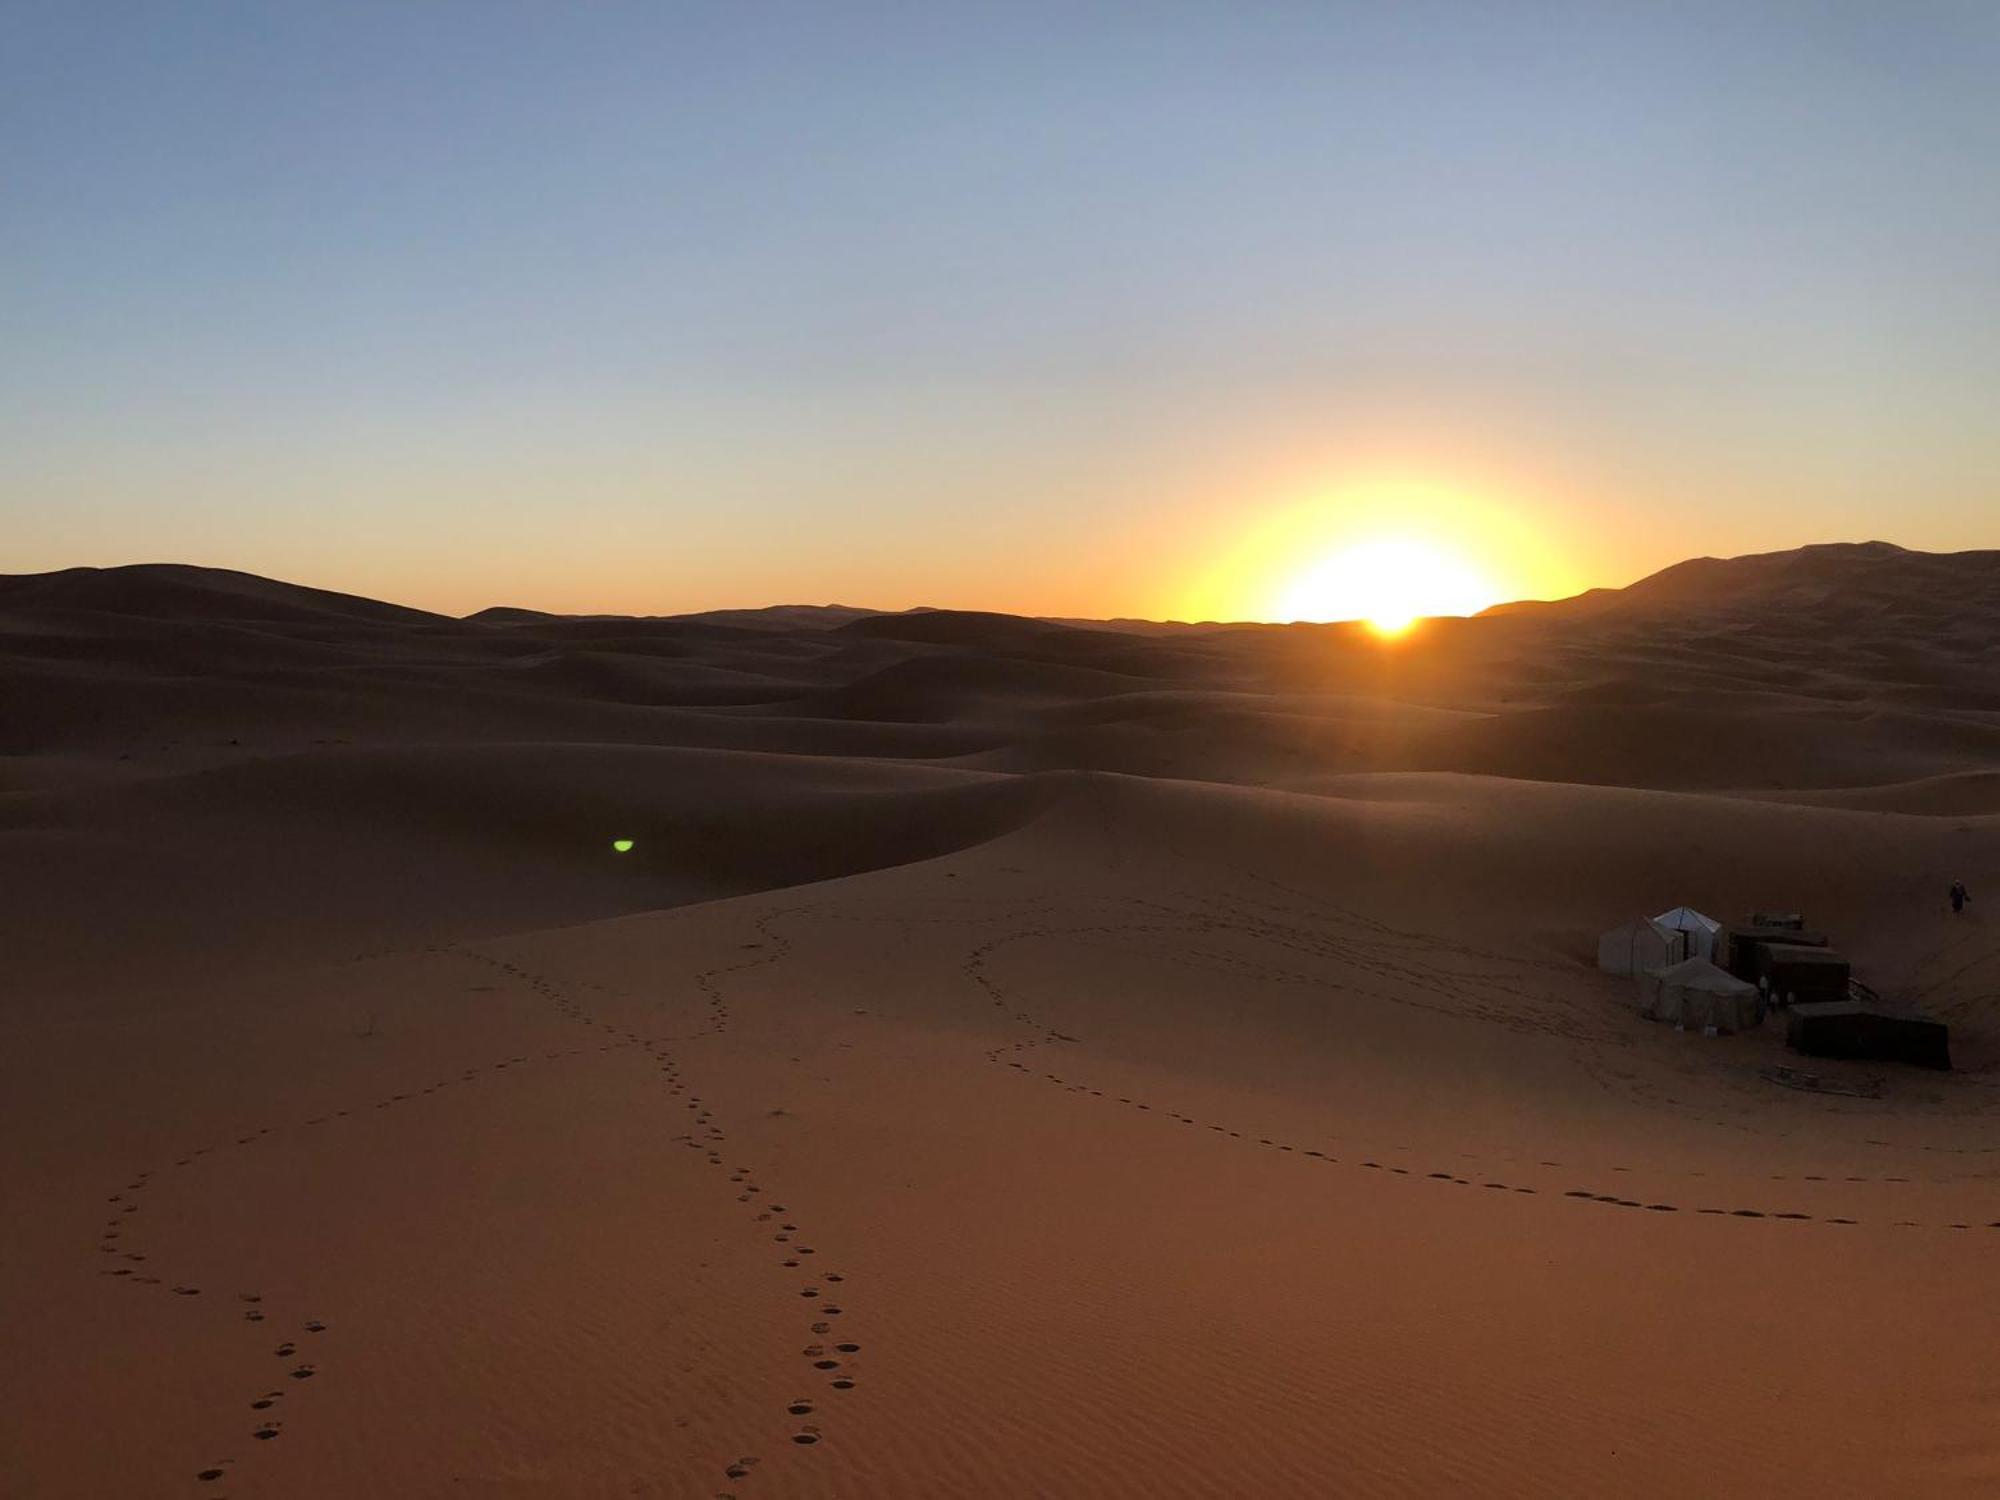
xmin=1787 ymin=1002 xmax=1951 ymax=1070
xmin=1722 ymin=924 xmax=1829 ymax=982
xmin=1755 ymin=944 xmax=1850 ymax=1005
xmin=1750 ymin=911 xmax=1806 ymax=931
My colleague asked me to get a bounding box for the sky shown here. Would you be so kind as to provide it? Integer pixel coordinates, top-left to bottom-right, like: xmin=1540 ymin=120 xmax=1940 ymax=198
xmin=5 ymin=2 xmax=1997 ymax=621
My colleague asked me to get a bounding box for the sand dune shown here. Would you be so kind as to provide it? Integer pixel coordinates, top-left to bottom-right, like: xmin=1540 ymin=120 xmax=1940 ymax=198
xmin=3 ymin=544 xmax=1998 ymax=1497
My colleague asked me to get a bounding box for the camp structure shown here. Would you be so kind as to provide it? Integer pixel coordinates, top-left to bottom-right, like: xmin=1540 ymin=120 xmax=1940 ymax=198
xmin=1652 ymin=906 xmax=1723 ymax=963
xmin=1754 ymin=943 xmax=1851 ymax=1005
xmin=1598 ymin=916 xmax=1684 ymax=976
xmin=1788 ymin=1002 xmax=1951 ymax=1070
xmin=1635 ymin=957 xmax=1762 ymax=1033
xmin=1721 ymin=923 xmax=1829 ymax=982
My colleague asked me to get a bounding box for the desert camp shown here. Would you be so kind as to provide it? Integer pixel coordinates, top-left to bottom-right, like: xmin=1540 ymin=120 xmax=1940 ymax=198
xmin=1601 ymin=902 xmax=1954 ymax=1063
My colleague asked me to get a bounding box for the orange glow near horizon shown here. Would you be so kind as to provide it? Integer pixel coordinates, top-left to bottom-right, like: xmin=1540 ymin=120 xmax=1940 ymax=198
xmin=1273 ymin=537 xmax=1497 ymax=633
xmin=1179 ymin=476 xmax=1585 ymax=626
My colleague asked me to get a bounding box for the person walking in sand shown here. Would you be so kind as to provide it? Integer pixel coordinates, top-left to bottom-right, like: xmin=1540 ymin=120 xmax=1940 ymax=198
xmin=1950 ymin=880 xmax=1969 ymax=915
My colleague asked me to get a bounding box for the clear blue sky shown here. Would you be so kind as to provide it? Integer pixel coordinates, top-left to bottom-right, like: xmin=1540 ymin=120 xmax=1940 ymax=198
xmin=5 ymin=2 xmax=1996 ymax=617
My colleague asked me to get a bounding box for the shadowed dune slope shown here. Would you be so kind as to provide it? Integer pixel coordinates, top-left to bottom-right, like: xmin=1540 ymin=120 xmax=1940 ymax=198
xmin=0 ymin=745 xmax=1056 ymax=988
xmin=9 ymin=546 xmax=1994 ymax=793
xmin=0 ymin=562 xmax=446 ymax=627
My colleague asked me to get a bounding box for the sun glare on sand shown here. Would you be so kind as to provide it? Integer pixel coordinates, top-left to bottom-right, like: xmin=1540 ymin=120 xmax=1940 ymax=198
xmin=1275 ymin=538 xmax=1497 ymax=636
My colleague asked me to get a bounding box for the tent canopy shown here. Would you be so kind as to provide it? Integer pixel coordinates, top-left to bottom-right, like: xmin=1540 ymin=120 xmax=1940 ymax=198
xmin=1598 ymin=917 xmax=1684 ymax=976
xmin=1648 ymin=956 xmax=1755 ymax=992
xmin=1637 ymin=957 xmax=1761 ymax=1033
xmin=1652 ymin=906 xmax=1723 ymax=961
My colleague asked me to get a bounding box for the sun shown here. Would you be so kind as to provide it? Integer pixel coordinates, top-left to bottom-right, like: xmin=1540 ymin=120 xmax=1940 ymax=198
xmin=1274 ymin=538 xmax=1496 ymax=636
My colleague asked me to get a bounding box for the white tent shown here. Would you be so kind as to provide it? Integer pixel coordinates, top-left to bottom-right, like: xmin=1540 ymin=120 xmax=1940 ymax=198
xmin=1636 ymin=957 xmax=1760 ymax=1033
xmin=1652 ymin=906 xmax=1723 ymax=963
xmin=1598 ymin=917 xmax=1684 ymax=976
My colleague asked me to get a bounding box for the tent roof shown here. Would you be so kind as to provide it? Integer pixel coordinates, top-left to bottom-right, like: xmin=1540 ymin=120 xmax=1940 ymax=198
xmin=1653 ymin=905 xmax=1722 ymax=933
xmin=1604 ymin=916 xmax=1674 ymax=938
xmin=1762 ymin=944 xmax=1847 ymax=966
xmin=1649 ymin=957 xmax=1757 ymax=993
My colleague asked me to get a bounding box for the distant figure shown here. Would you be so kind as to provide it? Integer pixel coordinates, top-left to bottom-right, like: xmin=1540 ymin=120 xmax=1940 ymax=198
xmin=1951 ymin=880 xmax=1969 ymax=915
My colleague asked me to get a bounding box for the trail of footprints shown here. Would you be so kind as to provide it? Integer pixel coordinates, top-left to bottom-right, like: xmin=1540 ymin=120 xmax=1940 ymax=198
xmin=99 ymin=921 xmax=860 ymax=1491
xmin=790 ymin=892 xmax=2000 ymax=1206
xmin=97 ymin=1165 xmax=332 ymax=1486
xmin=98 ymin=1030 xmax=605 ymax=1490
xmin=468 ymin=911 xmax=865 ymax=1487
xmin=946 ymin=908 xmax=2000 ymax=1234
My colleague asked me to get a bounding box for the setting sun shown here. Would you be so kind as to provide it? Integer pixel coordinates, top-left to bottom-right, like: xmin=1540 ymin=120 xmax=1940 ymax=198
xmin=1275 ymin=538 xmax=1498 ymax=635
xmin=1175 ymin=473 xmax=1581 ymax=628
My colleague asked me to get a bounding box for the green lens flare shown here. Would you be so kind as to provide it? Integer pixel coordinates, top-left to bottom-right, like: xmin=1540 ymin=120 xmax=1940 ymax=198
xmin=612 ymin=838 xmax=634 ymax=853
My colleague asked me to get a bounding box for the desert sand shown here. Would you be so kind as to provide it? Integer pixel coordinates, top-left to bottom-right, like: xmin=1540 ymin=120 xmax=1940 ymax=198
xmin=3 ymin=540 xmax=1998 ymax=1497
